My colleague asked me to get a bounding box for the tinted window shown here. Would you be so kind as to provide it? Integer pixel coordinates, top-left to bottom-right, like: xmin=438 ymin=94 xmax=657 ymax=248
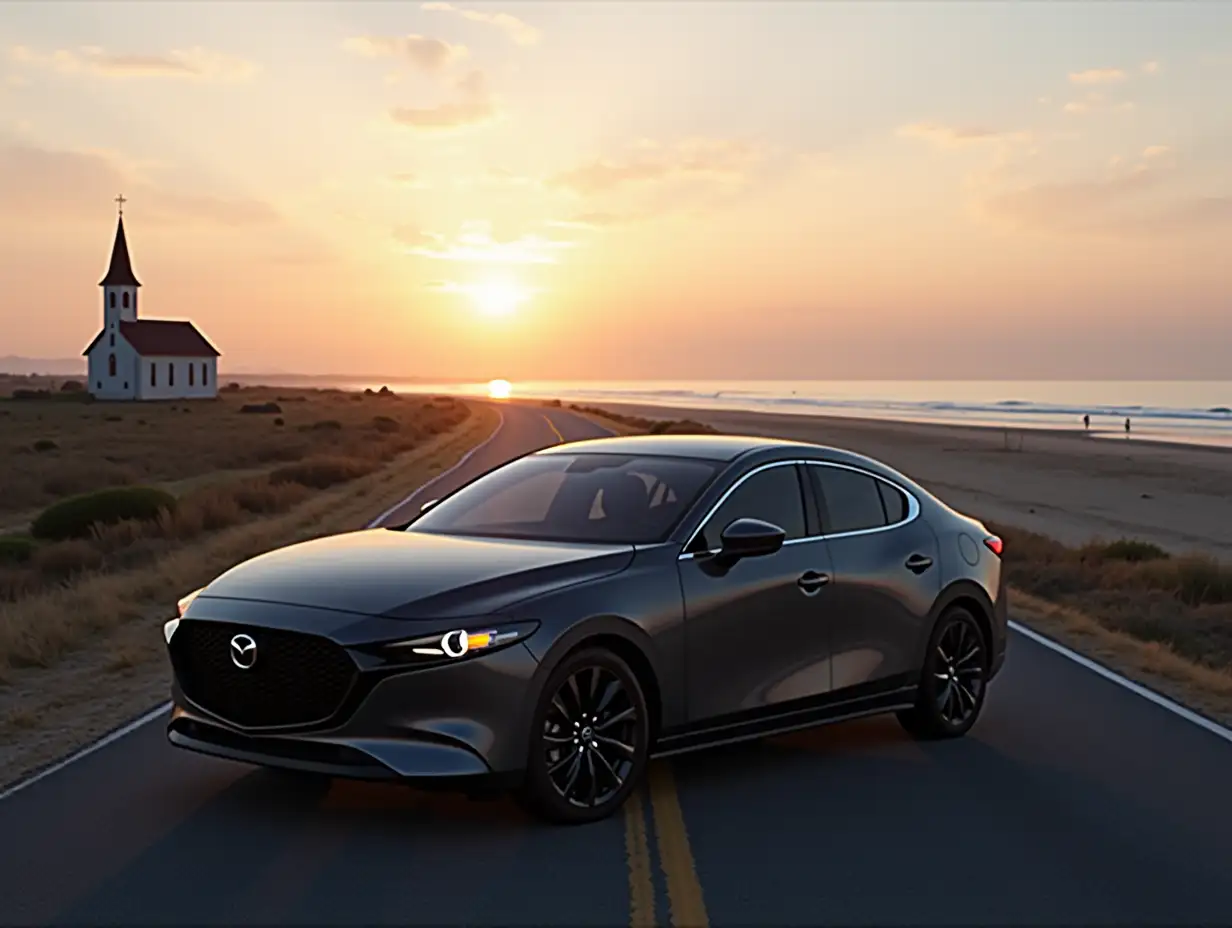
xmin=878 ymin=481 xmax=907 ymax=523
xmin=812 ymin=467 xmax=887 ymax=534
xmin=411 ymin=453 xmax=718 ymax=544
xmin=696 ymin=465 xmax=806 ymax=551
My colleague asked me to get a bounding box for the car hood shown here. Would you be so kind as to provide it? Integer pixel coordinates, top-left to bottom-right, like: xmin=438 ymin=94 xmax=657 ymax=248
xmin=197 ymin=528 xmax=635 ymax=620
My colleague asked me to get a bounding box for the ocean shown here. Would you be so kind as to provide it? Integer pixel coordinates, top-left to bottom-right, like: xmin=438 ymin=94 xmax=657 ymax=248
xmin=335 ymin=379 xmax=1232 ymax=449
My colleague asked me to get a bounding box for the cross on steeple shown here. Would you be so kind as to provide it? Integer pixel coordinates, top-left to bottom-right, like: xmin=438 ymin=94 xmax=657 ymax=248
xmin=115 ymin=194 xmax=127 ymax=216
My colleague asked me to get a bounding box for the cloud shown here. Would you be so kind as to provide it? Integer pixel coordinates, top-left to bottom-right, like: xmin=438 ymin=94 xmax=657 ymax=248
xmin=1142 ymin=60 xmax=1161 ymax=74
xmin=420 ymin=2 xmax=541 ymax=46
xmin=978 ymin=154 xmax=1232 ymax=237
xmin=542 ymin=212 xmax=630 ymax=230
xmin=0 ymin=140 xmax=278 ymax=227
xmin=9 ymin=44 xmax=255 ymax=81
xmin=1068 ymin=67 xmax=1128 ymax=85
xmin=397 ymin=219 xmax=573 ymax=264
xmin=897 ymin=122 xmax=1031 ymax=147
xmin=342 ymin=34 xmax=467 ymax=72
xmin=1062 ymin=91 xmax=1135 ymax=116
xmin=549 ymin=138 xmax=761 ymax=195
xmin=389 ymin=69 xmax=497 ymax=131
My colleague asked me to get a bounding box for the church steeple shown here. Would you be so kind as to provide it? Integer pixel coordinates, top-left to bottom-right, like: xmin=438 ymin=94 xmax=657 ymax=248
xmin=99 ymin=196 xmax=141 ymax=288
xmin=100 ymin=196 xmax=140 ymax=325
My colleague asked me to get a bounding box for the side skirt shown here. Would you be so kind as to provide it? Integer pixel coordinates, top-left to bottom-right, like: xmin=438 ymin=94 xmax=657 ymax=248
xmin=651 ymin=685 xmax=917 ymax=759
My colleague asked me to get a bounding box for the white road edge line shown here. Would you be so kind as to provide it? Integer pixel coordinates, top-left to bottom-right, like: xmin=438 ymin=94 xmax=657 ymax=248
xmin=1009 ymin=619 xmax=1232 ymax=745
xmin=5 ymin=410 xmax=1230 ymax=803
xmin=0 ymin=408 xmax=508 ymax=805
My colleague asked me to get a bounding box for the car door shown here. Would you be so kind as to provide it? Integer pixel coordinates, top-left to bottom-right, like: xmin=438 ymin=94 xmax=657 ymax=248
xmin=677 ymin=462 xmax=836 ymax=724
xmin=806 ymin=462 xmax=940 ymax=693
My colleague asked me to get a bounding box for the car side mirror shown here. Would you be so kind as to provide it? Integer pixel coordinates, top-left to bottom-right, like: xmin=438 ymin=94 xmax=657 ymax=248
xmin=718 ymin=517 xmax=786 ymax=560
xmin=420 ymin=498 xmax=440 ymax=513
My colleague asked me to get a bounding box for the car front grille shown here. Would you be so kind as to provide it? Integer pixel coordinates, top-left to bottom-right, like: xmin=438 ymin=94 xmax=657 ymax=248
xmin=169 ymin=620 xmax=358 ymax=729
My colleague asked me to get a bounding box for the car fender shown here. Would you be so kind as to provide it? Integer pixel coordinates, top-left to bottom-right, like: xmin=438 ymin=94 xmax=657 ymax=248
xmin=909 ymin=579 xmax=998 ymax=678
xmin=509 ymin=615 xmax=668 ymax=767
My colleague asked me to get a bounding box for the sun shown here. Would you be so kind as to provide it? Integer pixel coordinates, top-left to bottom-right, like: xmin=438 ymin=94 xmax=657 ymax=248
xmin=469 ymin=279 xmax=528 ymax=318
xmin=488 ymin=379 xmax=512 ymax=399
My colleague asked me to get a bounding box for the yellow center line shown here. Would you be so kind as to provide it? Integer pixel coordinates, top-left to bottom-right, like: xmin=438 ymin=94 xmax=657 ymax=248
xmin=648 ymin=761 xmax=709 ymax=928
xmin=624 ymin=785 xmax=656 ymax=927
xmin=542 ymin=413 xmax=565 ymax=443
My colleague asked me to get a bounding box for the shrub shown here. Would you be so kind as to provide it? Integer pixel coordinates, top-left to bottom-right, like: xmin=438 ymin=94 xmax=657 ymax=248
xmin=0 ymin=535 xmax=36 ymax=565
xmin=59 ymin=380 xmax=84 ymax=393
xmin=274 ymin=417 xmax=285 ymax=426
xmin=302 ymin=419 xmax=342 ymax=431
xmin=32 ymin=439 xmax=58 ymax=452
xmin=372 ymin=415 xmax=400 ymax=433
xmin=269 ymin=456 xmax=376 ymax=490
xmin=1098 ymin=539 xmax=1170 ymax=563
xmin=240 ymin=402 xmax=282 ymax=414
xmin=31 ymin=486 xmax=178 ymax=541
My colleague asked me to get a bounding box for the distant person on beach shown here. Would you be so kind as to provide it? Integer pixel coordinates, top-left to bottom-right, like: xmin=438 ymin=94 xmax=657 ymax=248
xmin=1083 ymin=414 xmax=1090 ymax=431
xmin=1125 ymin=417 xmax=1131 ymax=437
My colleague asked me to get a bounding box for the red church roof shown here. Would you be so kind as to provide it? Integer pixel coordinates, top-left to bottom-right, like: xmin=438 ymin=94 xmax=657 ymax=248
xmin=82 ymin=320 xmax=220 ymax=357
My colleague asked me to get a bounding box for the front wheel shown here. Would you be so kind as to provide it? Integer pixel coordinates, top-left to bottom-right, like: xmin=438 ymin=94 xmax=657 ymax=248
xmin=897 ymin=606 xmax=989 ymax=740
xmin=517 ymin=647 xmax=650 ymax=825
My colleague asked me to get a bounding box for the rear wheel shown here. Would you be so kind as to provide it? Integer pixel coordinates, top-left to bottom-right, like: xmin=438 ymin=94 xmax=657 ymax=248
xmin=897 ymin=606 xmax=989 ymax=740
xmin=517 ymin=647 xmax=650 ymax=825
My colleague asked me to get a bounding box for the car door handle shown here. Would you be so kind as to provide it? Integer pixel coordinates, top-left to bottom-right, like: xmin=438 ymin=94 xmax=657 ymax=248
xmin=797 ymin=570 xmax=831 ymax=595
xmin=905 ymin=554 xmax=933 ymax=573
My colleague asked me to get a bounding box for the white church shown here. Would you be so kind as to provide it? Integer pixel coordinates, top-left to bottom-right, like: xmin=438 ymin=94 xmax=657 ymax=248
xmin=83 ymin=198 xmax=221 ymax=401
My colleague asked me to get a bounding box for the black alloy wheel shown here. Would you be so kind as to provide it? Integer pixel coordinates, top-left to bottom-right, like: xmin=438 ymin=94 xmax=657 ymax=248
xmin=518 ymin=647 xmax=649 ymax=825
xmin=897 ymin=605 xmax=989 ymax=740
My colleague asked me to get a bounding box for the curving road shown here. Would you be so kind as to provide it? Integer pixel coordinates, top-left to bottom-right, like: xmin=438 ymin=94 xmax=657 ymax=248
xmin=2 ymin=399 xmax=1232 ymax=926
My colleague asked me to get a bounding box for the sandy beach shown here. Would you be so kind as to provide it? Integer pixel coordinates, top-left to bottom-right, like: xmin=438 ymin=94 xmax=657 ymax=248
xmin=582 ymin=400 xmax=1232 ymax=560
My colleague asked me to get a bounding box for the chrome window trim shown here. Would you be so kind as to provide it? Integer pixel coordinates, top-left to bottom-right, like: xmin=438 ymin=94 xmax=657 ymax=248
xmin=677 ymin=458 xmax=921 ymax=561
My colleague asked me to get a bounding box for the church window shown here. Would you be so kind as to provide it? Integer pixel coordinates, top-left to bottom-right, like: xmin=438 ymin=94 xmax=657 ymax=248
xmin=122 ymin=292 xmax=130 ymax=309
xmin=202 ymin=363 xmax=208 ymax=386
xmin=108 ymin=353 xmax=116 ymax=377
xmin=189 ymin=364 xmax=195 ymax=386
xmin=150 ymin=363 xmax=156 ymax=387
xmin=168 ymin=362 xmax=175 ymax=386
xmin=109 ymin=293 xmax=116 ymax=309
xmin=123 ymin=382 xmax=128 ymax=389
xmin=109 ymin=334 xmax=115 ymax=347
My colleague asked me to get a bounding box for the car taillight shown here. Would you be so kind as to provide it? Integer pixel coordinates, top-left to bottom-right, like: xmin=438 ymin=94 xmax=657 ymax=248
xmin=983 ymin=535 xmax=1003 ymax=557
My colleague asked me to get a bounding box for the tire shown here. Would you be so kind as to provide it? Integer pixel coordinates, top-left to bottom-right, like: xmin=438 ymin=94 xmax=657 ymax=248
xmin=517 ymin=646 xmax=650 ymax=825
xmin=897 ymin=605 xmax=990 ymax=740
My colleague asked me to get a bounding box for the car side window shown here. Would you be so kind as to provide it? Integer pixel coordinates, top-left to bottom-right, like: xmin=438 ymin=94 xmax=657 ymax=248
xmin=878 ymin=480 xmax=907 ymax=524
xmin=811 ymin=466 xmax=888 ymax=535
xmin=694 ymin=465 xmax=806 ymax=552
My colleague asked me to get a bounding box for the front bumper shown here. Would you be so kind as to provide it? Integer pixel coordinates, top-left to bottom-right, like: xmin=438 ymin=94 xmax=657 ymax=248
xmin=166 ymin=609 xmax=542 ymax=786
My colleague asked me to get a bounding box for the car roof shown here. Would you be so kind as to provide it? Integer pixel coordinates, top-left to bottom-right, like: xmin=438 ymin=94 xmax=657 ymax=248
xmin=535 ymin=433 xmax=816 ymax=462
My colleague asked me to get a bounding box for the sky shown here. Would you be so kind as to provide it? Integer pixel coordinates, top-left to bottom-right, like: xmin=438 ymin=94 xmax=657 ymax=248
xmin=0 ymin=0 xmax=1230 ymax=380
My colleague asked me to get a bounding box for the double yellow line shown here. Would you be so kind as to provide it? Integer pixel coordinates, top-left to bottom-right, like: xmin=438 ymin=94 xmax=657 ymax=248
xmin=625 ymin=761 xmax=709 ymax=928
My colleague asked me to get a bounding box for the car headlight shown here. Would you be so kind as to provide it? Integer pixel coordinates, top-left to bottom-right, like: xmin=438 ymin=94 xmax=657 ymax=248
xmin=164 ymin=587 xmax=206 ymax=643
xmin=379 ymin=621 xmax=539 ymax=663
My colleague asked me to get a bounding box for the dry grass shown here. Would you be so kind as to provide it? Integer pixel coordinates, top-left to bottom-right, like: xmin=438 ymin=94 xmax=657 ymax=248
xmin=0 ymin=404 xmax=500 ymax=786
xmin=0 ymin=387 xmax=470 ymax=603
xmin=0 ymin=389 xmax=475 ymax=674
xmin=992 ymin=524 xmax=1232 ymax=673
xmin=0 ymin=376 xmax=460 ymax=526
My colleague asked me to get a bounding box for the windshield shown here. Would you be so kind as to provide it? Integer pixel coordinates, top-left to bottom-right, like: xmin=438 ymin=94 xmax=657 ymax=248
xmin=409 ymin=452 xmax=720 ymax=544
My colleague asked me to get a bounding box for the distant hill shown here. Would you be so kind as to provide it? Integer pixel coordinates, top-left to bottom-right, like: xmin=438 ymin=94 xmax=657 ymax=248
xmin=0 ymin=356 xmax=86 ymax=376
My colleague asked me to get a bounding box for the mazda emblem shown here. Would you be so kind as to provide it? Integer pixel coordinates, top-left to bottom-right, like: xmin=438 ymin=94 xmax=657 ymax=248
xmin=230 ymin=633 xmax=257 ymax=670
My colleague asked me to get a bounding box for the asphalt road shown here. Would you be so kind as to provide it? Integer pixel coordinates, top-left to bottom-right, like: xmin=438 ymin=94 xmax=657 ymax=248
xmin=3 ymin=400 xmax=1232 ymax=926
